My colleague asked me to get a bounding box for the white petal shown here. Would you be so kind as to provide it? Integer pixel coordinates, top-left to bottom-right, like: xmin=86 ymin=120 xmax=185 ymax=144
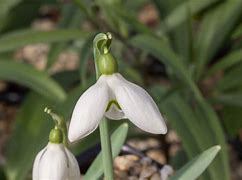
xmin=35 ymin=143 xmax=68 ymax=180
xmin=109 ymin=73 xmax=167 ymax=134
xmin=64 ymin=147 xmax=81 ymax=180
xmin=105 ymin=103 xmax=126 ymax=120
xmin=32 ymin=147 xmax=47 ymax=180
xmin=68 ymin=76 xmax=109 ymax=142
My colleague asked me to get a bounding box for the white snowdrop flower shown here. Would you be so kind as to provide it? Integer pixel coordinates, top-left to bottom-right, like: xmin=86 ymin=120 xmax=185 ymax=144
xmin=68 ymin=33 xmax=167 ymax=142
xmin=68 ymin=72 xmax=167 ymax=142
xmin=33 ymin=128 xmax=81 ymax=180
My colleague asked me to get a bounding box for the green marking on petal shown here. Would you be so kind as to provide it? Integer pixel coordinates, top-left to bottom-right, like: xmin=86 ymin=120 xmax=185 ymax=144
xmin=106 ymin=100 xmax=121 ymax=112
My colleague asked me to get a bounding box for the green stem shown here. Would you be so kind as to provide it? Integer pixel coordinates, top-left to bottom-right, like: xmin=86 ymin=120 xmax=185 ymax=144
xmin=99 ymin=118 xmax=114 ymax=180
xmin=93 ymin=33 xmax=114 ymax=180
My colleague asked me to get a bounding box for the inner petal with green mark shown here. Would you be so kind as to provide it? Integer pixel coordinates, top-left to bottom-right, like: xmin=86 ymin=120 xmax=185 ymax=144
xmin=105 ymin=99 xmax=126 ymax=120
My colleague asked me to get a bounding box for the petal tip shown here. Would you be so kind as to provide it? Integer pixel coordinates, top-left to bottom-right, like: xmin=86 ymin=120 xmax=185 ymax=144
xmin=68 ymin=131 xmax=78 ymax=143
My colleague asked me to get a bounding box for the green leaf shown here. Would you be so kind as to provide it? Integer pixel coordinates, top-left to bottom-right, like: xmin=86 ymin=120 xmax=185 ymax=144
xmin=5 ymin=93 xmax=53 ymax=180
xmin=84 ymin=123 xmax=128 ymax=180
xmin=169 ymin=5 xmax=193 ymax=64
xmin=162 ymin=0 xmax=219 ymax=32
xmin=216 ymin=63 xmax=242 ymax=91
xmin=194 ymin=0 xmax=242 ymax=80
xmin=0 ymin=29 xmax=89 ymax=53
xmin=114 ymin=6 xmax=154 ymax=35
xmin=0 ymin=0 xmax=40 ymax=33
xmin=131 ymin=34 xmax=200 ymax=99
xmin=0 ymin=0 xmax=22 ymax=29
xmin=170 ymin=150 xmax=188 ymax=170
xmin=222 ymin=106 xmax=242 ymax=137
xmin=0 ymin=60 xmax=66 ymax=102
xmin=170 ymin=146 xmax=221 ymax=180
xmin=232 ymin=23 xmax=242 ymax=39
xmin=194 ymin=98 xmax=229 ymax=180
xmin=211 ymin=93 xmax=242 ymax=107
xmin=159 ymin=92 xmax=217 ymax=179
xmin=46 ymin=4 xmax=84 ymax=68
xmin=207 ymin=49 xmax=242 ymax=76
xmin=151 ymin=85 xmax=229 ymax=180
xmin=78 ymin=35 xmax=94 ymax=87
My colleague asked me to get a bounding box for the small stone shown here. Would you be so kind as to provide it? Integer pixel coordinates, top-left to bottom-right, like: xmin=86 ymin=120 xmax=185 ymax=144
xmin=129 ymin=163 xmax=142 ymax=176
xmin=150 ymin=173 xmax=161 ymax=180
xmin=139 ymin=165 xmax=157 ymax=179
xmin=115 ymin=155 xmax=139 ymax=171
xmin=166 ymin=130 xmax=180 ymax=143
xmin=128 ymin=176 xmax=139 ymax=180
xmin=114 ymin=169 xmax=128 ymax=180
xmin=160 ymin=165 xmax=174 ymax=180
xmin=146 ymin=149 xmax=166 ymax=164
xmin=140 ymin=157 xmax=152 ymax=166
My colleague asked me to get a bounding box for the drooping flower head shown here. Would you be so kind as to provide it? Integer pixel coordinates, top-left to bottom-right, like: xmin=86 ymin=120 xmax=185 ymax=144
xmin=68 ymin=33 xmax=167 ymax=142
xmin=33 ymin=109 xmax=81 ymax=180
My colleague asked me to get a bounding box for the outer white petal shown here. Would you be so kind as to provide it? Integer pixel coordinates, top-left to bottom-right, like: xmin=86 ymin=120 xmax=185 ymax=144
xmin=64 ymin=147 xmax=81 ymax=180
xmin=109 ymin=73 xmax=167 ymax=134
xmin=68 ymin=76 xmax=109 ymax=142
xmin=35 ymin=143 xmax=68 ymax=180
xmin=105 ymin=103 xmax=125 ymax=120
xmin=32 ymin=147 xmax=47 ymax=180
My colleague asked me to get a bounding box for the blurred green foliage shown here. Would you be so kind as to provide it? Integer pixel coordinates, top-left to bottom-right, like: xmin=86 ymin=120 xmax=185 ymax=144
xmin=0 ymin=0 xmax=242 ymax=179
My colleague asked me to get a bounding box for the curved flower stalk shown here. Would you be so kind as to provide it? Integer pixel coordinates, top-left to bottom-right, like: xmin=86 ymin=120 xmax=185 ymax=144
xmin=68 ymin=33 xmax=167 ymax=142
xmin=33 ymin=109 xmax=81 ymax=180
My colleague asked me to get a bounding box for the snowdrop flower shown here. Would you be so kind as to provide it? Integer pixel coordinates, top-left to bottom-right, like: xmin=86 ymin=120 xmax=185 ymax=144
xmin=33 ymin=127 xmax=81 ymax=180
xmin=68 ymin=33 xmax=167 ymax=142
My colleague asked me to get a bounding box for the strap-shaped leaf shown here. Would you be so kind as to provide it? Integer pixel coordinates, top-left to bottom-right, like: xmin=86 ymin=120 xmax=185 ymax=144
xmin=195 ymin=0 xmax=242 ymax=79
xmin=0 ymin=60 xmax=66 ymax=102
xmin=5 ymin=93 xmax=53 ymax=180
xmin=130 ymin=34 xmax=200 ymax=99
xmin=0 ymin=29 xmax=89 ymax=53
xmin=207 ymin=49 xmax=242 ymax=76
xmin=162 ymin=0 xmax=219 ymax=31
xmin=170 ymin=146 xmax=221 ymax=180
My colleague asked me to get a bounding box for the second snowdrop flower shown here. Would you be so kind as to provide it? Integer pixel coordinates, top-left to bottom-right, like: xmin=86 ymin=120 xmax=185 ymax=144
xmin=33 ymin=109 xmax=81 ymax=180
xmin=68 ymin=33 xmax=167 ymax=142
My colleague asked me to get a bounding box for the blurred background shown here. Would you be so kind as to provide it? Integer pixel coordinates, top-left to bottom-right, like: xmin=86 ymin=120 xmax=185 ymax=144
xmin=0 ymin=0 xmax=242 ymax=179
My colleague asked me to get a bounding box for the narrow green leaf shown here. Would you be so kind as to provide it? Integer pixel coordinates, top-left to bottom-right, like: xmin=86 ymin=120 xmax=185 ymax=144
xmin=151 ymin=85 xmax=229 ymax=180
xmin=131 ymin=34 xmax=201 ymax=99
xmin=46 ymin=4 xmax=84 ymax=68
xmin=211 ymin=93 xmax=242 ymax=107
xmin=194 ymin=98 xmax=229 ymax=180
xmin=161 ymin=0 xmax=219 ymax=32
xmin=170 ymin=146 xmax=221 ymax=180
xmin=223 ymin=106 xmax=242 ymax=137
xmin=114 ymin=6 xmax=154 ymax=35
xmin=0 ymin=29 xmax=89 ymax=53
xmin=79 ymin=35 xmax=94 ymax=86
xmin=0 ymin=60 xmax=66 ymax=102
xmin=207 ymin=49 xmax=242 ymax=76
xmin=169 ymin=5 xmax=193 ymax=64
xmin=216 ymin=63 xmax=242 ymax=91
xmin=195 ymin=0 xmax=242 ymax=80
xmin=159 ymin=93 xmax=216 ymax=179
xmin=5 ymin=93 xmax=53 ymax=180
xmin=84 ymin=123 xmax=129 ymax=180
xmin=232 ymin=23 xmax=242 ymax=39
